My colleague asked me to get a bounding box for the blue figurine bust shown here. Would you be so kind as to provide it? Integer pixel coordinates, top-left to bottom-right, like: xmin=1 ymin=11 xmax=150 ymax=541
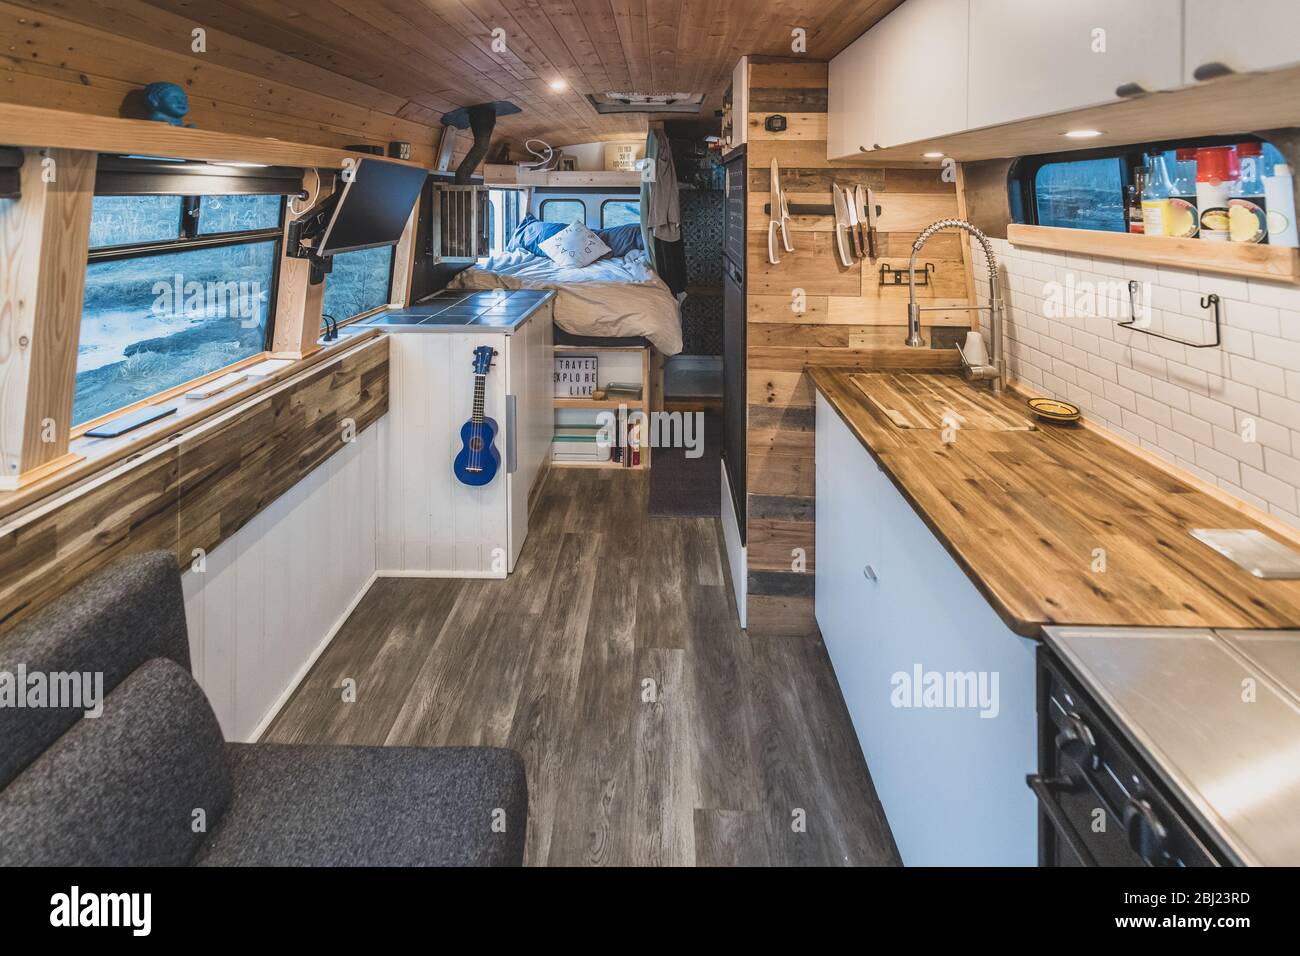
xmin=144 ymin=82 xmax=190 ymax=126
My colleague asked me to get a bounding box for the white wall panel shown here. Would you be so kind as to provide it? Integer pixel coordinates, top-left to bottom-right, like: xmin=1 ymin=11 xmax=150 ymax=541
xmin=182 ymin=423 xmax=380 ymax=742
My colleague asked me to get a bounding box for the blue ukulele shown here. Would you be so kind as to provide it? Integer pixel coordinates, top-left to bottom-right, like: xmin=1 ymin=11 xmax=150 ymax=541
xmin=453 ymin=345 xmax=501 ymax=486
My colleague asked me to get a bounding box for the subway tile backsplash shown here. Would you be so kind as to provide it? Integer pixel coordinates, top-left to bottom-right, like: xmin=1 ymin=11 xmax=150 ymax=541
xmin=970 ymin=236 xmax=1300 ymax=529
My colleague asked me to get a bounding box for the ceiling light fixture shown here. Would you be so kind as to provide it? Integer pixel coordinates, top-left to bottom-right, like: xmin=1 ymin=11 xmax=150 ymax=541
xmin=922 ymin=151 xmax=945 ymax=158
xmin=549 ymin=79 xmax=568 ymax=92
xmin=1064 ymin=129 xmax=1103 ymax=138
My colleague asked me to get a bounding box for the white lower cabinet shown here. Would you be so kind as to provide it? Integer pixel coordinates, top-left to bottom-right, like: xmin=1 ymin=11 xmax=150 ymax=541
xmin=377 ymin=302 xmax=553 ymax=576
xmin=815 ymin=394 xmax=1038 ymax=866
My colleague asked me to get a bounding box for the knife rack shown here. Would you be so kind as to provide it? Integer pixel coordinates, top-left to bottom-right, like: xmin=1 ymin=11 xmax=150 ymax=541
xmin=880 ymin=262 xmax=934 ymax=286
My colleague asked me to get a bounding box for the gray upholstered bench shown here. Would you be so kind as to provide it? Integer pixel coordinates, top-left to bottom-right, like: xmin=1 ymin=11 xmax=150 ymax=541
xmin=0 ymin=551 xmax=527 ymax=867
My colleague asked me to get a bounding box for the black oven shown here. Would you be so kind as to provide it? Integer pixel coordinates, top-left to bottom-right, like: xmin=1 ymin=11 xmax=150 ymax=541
xmin=1031 ymin=649 xmax=1229 ymax=867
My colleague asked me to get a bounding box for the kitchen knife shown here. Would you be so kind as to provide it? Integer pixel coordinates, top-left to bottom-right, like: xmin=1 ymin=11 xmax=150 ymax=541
xmin=849 ymin=183 xmax=866 ymax=257
xmin=843 ymin=184 xmax=863 ymax=259
xmin=779 ymin=188 xmax=794 ymax=253
xmin=768 ymin=158 xmax=792 ymax=264
xmin=830 ymin=183 xmax=853 ymax=268
xmin=861 ymin=184 xmax=879 ymax=261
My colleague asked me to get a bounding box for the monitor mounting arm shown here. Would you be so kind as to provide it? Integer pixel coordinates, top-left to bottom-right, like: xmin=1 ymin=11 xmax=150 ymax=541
xmin=286 ymin=189 xmax=341 ymax=285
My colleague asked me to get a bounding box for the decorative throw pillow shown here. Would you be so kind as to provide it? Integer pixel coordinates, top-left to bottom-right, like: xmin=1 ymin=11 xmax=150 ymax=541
xmin=595 ymin=222 xmax=643 ymax=259
xmin=539 ymin=222 xmax=611 ymax=268
xmin=506 ymin=215 xmax=566 ymax=256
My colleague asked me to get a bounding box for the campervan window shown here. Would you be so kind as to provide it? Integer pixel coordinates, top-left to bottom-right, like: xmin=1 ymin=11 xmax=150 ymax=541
xmin=539 ymin=198 xmax=586 ymax=225
xmin=1015 ymin=135 xmax=1285 ymax=232
xmin=74 ymin=171 xmax=288 ymax=429
xmin=487 ymin=188 xmax=526 ymax=253
xmin=600 ymin=198 xmax=639 ymax=228
xmin=322 ymin=246 xmax=396 ymax=325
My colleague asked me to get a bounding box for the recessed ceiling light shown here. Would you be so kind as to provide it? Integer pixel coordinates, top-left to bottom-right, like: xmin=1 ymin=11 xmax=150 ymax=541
xmin=549 ymin=79 xmax=568 ymax=92
xmin=1064 ymin=129 xmax=1103 ymax=138
xmin=922 ymin=151 xmax=944 ymax=158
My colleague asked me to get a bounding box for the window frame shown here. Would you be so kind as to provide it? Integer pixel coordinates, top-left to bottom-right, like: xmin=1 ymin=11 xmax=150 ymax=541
xmin=73 ymin=183 xmax=289 ymax=437
xmin=538 ymin=197 xmax=587 ymax=225
xmin=1011 ymin=133 xmax=1265 ymax=229
xmin=599 ymin=197 xmax=641 ymax=229
xmin=321 ymin=244 xmax=398 ymax=331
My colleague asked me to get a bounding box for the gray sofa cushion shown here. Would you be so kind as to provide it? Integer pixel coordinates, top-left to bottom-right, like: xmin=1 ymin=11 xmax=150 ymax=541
xmin=0 ymin=658 xmax=231 ymax=867
xmin=193 ymin=744 xmax=527 ymax=866
xmin=0 ymin=550 xmax=189 ymax=788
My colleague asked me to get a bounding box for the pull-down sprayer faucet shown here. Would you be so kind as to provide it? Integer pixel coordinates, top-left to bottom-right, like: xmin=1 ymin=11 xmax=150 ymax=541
xmin=905 ymin=218 xmax=1005 ymax=394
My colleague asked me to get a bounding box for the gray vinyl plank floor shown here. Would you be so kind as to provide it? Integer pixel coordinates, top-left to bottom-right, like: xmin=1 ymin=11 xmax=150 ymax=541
xmin=263 ymin=468 xmax=900 ymax=867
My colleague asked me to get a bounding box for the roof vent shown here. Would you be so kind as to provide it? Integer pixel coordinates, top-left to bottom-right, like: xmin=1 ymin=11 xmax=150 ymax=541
xmin=587 ymin=92 xmax=704 ymax=114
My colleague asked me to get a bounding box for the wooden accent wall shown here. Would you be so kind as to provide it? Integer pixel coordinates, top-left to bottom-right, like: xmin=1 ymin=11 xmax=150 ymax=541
xmin=0 ymin=1 xmax=462 ymax=168
xmin=743 ymin=59 xmax=968 ymax=637
xmin=0 ymin=337 xmax=388 ymax=630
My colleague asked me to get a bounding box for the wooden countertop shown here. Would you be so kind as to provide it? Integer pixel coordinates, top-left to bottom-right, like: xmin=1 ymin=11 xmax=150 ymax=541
xmin=810 ymin=367 xmax=1300 ymax=638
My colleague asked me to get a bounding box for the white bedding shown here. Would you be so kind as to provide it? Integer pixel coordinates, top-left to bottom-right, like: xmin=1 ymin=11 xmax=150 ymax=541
xmin=448 ymin=249 xmax=683 ymax=355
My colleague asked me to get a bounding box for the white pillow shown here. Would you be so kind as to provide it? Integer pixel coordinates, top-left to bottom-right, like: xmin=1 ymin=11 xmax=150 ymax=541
xmin=539 ymin=222 xmax=611 ymax=268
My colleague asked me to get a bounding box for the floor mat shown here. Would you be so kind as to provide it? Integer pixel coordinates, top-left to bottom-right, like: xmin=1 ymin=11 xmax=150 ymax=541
xmin=647 ymin=413 xmax=721 ymax=517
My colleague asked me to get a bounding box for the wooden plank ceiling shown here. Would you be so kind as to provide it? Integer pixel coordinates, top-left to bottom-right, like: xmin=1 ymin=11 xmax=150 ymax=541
xmin=6 ymin=0 xmax=903 ymax=152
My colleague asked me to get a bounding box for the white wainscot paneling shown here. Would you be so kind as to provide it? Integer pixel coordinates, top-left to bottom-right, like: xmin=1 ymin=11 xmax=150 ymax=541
xmin=183 ymin=423 xmax=379 ymax=742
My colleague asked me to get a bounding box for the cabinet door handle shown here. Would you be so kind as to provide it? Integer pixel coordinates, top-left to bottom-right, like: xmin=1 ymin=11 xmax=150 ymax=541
xmin=862 ymin=564 xmax=877 ymax=582
xmin=1192 ymin=61 xmax=1236 ymax=82
xmin=505 ymin=393 xmax=518 ymax=474
xmin=1114 ymin=81 xmax=1148 ymax=98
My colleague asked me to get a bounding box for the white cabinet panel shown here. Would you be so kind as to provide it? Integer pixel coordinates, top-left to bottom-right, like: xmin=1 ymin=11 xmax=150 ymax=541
xmin=828 ymin=26 xmax=879 ymax=159
xmin=182 ymin=424 xmax=380 ymax=741
xmin=815 ymin=395 xmax=1038 ymax=865
xmin=828 ymin=0 xmax=967 ymax=157
xmin=870 ymin=0 xmax=969 ymax=148
xmin=816 ymin=395 xmax=879 ymax=671
xmin=1184 ymin=0 xmax=1300 ymax=82
xmin=968 ymin=0 xmax=1183 ymax=130
xmin=379 ymin=304 xmax=551 ymax=577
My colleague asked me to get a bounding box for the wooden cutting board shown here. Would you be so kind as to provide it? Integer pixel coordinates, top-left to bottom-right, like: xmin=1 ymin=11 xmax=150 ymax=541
xmin=848 ymin=372 xmax=1036 ymax=431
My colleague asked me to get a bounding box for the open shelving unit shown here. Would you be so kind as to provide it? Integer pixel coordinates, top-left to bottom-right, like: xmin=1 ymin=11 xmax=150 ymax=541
xmin=552 ymin=344 xmax=652 ymax=470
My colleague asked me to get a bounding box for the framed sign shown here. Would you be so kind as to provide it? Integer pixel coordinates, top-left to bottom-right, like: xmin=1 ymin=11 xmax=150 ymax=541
xmin=554 ymin=353 xmax=598 ymax=398
xmin=604 ymin=142 xmax=642 ymax=171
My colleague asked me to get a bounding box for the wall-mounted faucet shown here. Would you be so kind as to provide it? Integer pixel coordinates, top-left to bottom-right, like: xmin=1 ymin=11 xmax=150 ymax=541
xmin=906 ymin=218 xmax=1005 ymax=394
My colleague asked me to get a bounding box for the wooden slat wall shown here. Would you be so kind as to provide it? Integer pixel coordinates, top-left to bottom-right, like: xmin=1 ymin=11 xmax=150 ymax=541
xmin=0 ymin=337 xmax=389 ymax=630
xmin=743 ymin=59 xmax=968 ymax=637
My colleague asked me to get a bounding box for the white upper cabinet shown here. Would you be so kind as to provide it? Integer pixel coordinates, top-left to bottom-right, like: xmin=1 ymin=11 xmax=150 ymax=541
xmin=873 ymin=0 xmax=969 ymax=149
xmin=1184 ymin=0 xmax=1300 ymax=83
xmin=967 ymin=0 xmax=1183 ymax=130
xmin=827 ymin=22 xmax=879 ymax=159
xmin=827 ymin=0 xmax=968 ymax=159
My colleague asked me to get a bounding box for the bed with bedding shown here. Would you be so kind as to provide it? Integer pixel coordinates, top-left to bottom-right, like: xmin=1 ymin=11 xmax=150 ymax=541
xmin=447 ymin=218 xmax=683 ymax=356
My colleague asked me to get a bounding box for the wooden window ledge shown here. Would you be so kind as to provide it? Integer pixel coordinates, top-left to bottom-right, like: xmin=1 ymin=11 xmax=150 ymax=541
xmin=0 ymin=330 xmax=384 ymax=523
xmin=1007 ymin=224 xmax=1300 ymax=285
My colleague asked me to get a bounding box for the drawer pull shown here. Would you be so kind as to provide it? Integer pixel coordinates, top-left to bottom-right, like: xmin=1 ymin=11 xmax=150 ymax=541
xmin=862 ymin=564 xmax=878 ymax=582
xmin=1114 ymin=81 xmax=1148 ymax=98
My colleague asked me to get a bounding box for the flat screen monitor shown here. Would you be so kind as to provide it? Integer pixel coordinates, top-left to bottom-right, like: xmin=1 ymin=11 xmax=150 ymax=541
xmin=317 ymin=158 xmax=428 ymax=256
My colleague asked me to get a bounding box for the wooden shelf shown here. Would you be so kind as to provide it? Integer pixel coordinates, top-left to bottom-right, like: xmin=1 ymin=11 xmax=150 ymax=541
xmin=482 ymin=164 xmax=642 ymax=188
xmin=553 ymin=398 xmax=644 ymax=409
xmin=553 ymin=341 xmax=652 ymax=468
xmin=0 ymin=103 xmax=426 ymax=171
xmin=1007 ymin=224 xmax=1300 ymax=285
